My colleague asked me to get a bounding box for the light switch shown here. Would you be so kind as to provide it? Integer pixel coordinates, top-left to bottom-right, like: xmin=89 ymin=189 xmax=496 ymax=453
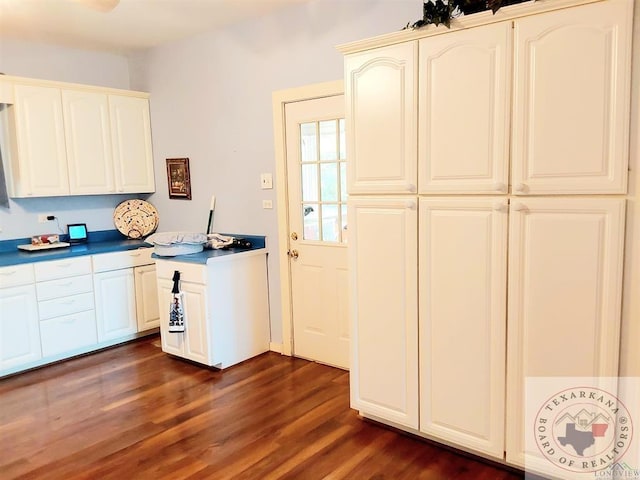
xmin=260 ymin=173 xmax=273 ymax=189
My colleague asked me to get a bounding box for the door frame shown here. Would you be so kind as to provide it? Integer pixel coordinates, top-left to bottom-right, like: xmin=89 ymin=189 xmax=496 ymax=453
xmin=272 ymin=79 xmax=344 ymax=356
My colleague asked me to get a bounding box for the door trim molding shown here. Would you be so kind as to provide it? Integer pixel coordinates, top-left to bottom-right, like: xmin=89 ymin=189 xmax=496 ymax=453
xmin=272 ymin=79 xmax=344 ymax=356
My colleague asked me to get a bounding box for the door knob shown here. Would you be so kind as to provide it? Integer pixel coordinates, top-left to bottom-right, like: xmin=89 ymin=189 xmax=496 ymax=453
xmin=290 ymin=232 xmax=298 ymax=240
xmin=288 ymin=249 xmax=299 ymax=259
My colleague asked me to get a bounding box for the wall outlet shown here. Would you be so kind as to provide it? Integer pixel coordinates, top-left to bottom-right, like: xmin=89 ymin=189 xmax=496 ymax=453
xmin=262 ymin=200 xmax=273 ymax=209
xmin=38 ymin=213 xmax=55 ymax=223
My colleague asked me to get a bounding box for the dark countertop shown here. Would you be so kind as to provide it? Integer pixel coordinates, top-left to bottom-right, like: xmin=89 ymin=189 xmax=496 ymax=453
xmin=0 ymin=231 xmax=267 ymax=268
xmin=0 ymin=230 xmax=150 ymax=267
xmin=151 ymin=234 xmax=267 ymax=265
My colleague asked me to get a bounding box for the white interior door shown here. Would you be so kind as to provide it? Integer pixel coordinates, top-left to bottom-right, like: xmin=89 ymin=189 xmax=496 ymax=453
xmin=284 ymin=95 xmax=349 ymax=369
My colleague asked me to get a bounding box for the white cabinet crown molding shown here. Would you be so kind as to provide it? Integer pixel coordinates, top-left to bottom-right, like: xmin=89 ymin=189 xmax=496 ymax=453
xmin=337 ymin=0 xmax=605 ymax=54
xmin=0 ymin=74 xmax=149 ymax=99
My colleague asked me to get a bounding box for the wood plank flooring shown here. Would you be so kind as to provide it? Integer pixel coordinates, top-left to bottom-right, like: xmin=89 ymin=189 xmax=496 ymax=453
xmin=0 ymin=336 xmax=524 ymax=479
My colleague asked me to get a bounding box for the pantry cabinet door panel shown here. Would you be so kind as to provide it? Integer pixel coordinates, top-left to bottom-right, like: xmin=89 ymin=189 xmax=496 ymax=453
xmin=512 ymin=0 xmax=633 ymax=194
xmin=346 ymin=42 xmax=417 ymax=194
xmin=505 ymin=198 xmax=625 ymax=467
xmin=63 ymin=90 xmax=115 ymax=194
xmin=419 ymin=198 xmax=507 ymax=458
xmin=12 ymin=84 xmax=69 ymax=197
xmin=419 ymin=22 xmax=511 ymax=194
xmin=349 ymin=197 xmax=418 ymax=428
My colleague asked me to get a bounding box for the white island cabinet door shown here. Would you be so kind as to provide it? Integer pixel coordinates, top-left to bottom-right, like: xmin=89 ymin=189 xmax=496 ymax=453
xmin=419 ymin=198 xmax=508 ymax=459
xmin=12 ymin=84 xmax=69 ymax=197
xmin=345 ymin=42 xmax=417 ymax=194
xmin=418 ymin=21 xmax=511 ymax=194
xmin=512 ymin=0 xmax=633 ymax=195
xmin=62 ymin=90 xmax=115 ymax=195
xmin=135 ymin=265 xmax=160 ymax=331
xmin=158 ymin=279 xmax=184 ymax=356
xmin=0 ymin=284 xmax=41 ymax=370
xmin=94 ymin=268 xmax=137 ymax=342
xmin=349 ymin=197 xmax=418 ymax=429
xmin=505 ymin=198 xmax=625 ymax=469
xmin=109 ymin=95 xmax=155 ymax=194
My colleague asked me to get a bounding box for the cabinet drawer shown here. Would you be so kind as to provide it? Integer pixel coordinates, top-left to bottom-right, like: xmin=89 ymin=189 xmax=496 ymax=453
xmin=38 ymin=292 xmax=94 ymax=320
xmin=36 ymin=274 xmax=93 ymax=301
xmin=35 ymin=257 xmax=92 ymax=282
xmin=0 ymin=264 xmax=35 ymax=288
xmin=40 ymin=310 xmax=97 ymax=357
xmin=92 ymin=248 xmax=154 ymax=273
xmin=155 ymin=260 xmax=206 ymax=284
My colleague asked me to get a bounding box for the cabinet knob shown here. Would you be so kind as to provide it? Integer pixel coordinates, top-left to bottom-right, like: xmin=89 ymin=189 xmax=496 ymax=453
xmin=493 ymin=182 xmax=507 ymax=193
xmin=493 ymin=201 xmax=507 ymax=212
xmin=514 ymin=183 xmax=527 ymax=193
xmin=407 ymin=184 xmax=417 ymax=193
xmin=406 ymin=201 xmax=416 ymax=210
xmin=511 ymin=202 xmax=527 ymax=212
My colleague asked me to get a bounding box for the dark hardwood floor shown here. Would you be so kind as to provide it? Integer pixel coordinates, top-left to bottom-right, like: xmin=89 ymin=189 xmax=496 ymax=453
xmin=0 ymin=336 xmax=524 ymax=479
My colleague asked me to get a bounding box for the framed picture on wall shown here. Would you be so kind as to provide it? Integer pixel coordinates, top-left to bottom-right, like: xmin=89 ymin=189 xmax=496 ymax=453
xmin=166 ymin=158 xmax=192 ymax=200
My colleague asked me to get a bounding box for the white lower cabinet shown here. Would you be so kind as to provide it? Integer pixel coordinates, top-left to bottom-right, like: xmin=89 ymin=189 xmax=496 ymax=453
xmin=34 ymin=257 xmax=97 ymax=358
xmin=134 ymin=264 xmax=160 ymax=331
xmin=157 ymin=278 xmax=209 ymax=365
xmin=349 ymin=197 xmax=418 ymax=429
xmin=349 ymin=197 xmax=626 ymax=471
xmin=505 ymin=197 xmax=626 ymax=469
xmin=94 ymin=268 xmax=137 ymax=342
xmin=418 ymin=198 xmax=508 ymax=459
xmin=0 ymin=283 xmax=41 ymax=370
xmin=155 ymin=251 xmax=270 ymax=370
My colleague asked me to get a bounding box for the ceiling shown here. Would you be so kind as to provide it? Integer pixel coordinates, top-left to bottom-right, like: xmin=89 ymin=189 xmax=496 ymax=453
xmin=0 ymin=0 xmax=315 ymax=53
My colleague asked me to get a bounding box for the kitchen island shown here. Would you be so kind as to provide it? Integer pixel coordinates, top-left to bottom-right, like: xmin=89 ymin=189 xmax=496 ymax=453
xmin=153 ymin=235 xmax=270 ymax=370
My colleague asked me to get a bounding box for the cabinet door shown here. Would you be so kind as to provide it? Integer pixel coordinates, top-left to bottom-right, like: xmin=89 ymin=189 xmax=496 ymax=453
xmin=94 ymin=269 xmax=137 ymax=342
xmin=134 ymin=265 xmax=160 ymax=331
xmin=349 ymin=197 xmax=418 ymax=428
xmin=157 ymin=278 xmax=209 ymax=365
xmin=512 ymin=0 xmax=633 ymax=195
xmin=418 ymin=198 xmax=507 ymax=458
xmin=0 ymin=285 xmax=41 ymax=369
xmin=505 ymin=198 xmax=626 ymax=467
xmin=62 ymin=90 xmax=115 ymax=194
xmin=12 ymin=84 xmax=69 ymax=197
xmin=109 ymin=95 xmax=155 ymax=193
xmin=418 ymin=22 xmax=511 ymax=194
xmin=345 ymin=42 xmax=417 ymax=194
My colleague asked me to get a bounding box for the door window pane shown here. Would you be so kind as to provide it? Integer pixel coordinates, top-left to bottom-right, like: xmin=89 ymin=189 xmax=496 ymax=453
xmin=340 ymin=162 xmax=348 ymax=202
xmin=320 ymin=163 xmax=338 ymax=202
xmin=321 ymin=204 xmax=339 ymax=242
xmin=303 ymin=204 xmax=319 ymax=241
xmin=301 ymin=164 xmax=318 ymax=202
xmin=300 ymin=123 xmax=317 ymax=162
xmin=319 ymin=120 xmax=338 ymax=161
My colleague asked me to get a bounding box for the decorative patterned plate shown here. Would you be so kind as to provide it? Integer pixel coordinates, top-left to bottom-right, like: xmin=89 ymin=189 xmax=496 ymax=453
xmin=113 ymin=199 xmax=159 ymax=239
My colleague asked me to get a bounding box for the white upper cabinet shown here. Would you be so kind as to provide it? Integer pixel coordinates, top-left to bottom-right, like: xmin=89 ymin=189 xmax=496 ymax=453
xmin=418 ymin=22 xmax=512 ymax=194
xmin=418 ymin=197 xmax=508 ymax=459
xmin=505 ymin=197 xmax=626 ymax=467
xmin=11 ymin=84 xmax=69 ymax=197
xmin=109 ymin=95 xmax=155 ymax=194
xmin=346 ymin=42 xmax=418 ymax=194
xmin=349 ymin=197 xmax=418 ymax=428
xmin=3 ymin=76 xmax=155 ymax=197
xmin=511 ymin=0 xmax=633 ymax=195
xmin=62 ymin=90 xmax=115 ymax=195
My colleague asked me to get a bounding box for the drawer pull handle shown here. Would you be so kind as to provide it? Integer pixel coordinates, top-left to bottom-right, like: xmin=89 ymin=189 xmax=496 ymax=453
xmin=56 ymin=282 xmax=73 ymax=287
xmin=129 ymin=252 xmax=141 ymax=257
xmin=61 ymin=300 xmax=76 ymax=305
xmin=56 ymin=263 xmax=72 ymax=269
xmin=0 ymin=270 xmax=17 ymax=276
xmin=60 ymin=318 xmax=77 ymax=324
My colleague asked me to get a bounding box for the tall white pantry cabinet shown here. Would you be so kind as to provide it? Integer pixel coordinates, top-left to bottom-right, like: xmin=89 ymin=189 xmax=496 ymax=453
xmin=341 ymin=0 xmax=633 ymax=471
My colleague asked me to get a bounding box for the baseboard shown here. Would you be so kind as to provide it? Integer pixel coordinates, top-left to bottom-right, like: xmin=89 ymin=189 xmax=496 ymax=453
xmin=269 ymin=342 xmax=283 ymax=354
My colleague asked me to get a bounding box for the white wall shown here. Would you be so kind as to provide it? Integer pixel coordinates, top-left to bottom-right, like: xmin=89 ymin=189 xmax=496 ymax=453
xmin=128 ymin=0 xmax=422 ymax=345
xmin=0 ymin=38 xmax=138 ymax=239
